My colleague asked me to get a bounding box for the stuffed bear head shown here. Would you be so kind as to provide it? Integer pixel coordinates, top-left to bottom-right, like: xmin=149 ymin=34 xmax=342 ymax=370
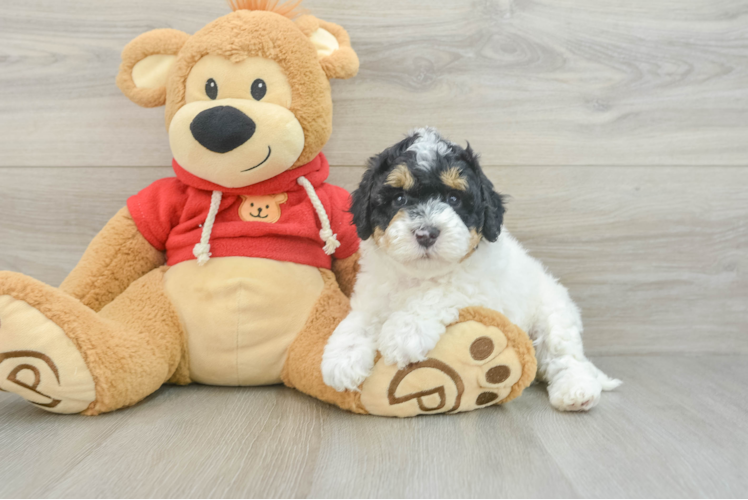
xmin=116 ymin=0 xmax=358 ymax=188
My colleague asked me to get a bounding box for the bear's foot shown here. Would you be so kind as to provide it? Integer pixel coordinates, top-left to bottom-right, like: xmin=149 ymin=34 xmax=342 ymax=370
xmin=360 ymin=307 xmax=536 ymax=417
xmin=0 ymin=277 xmax=95 ymax=414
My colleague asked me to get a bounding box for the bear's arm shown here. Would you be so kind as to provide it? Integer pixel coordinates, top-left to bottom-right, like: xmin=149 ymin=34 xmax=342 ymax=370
xmin=59 ymin=206 xmax=165 ymax=312
xmin=332 ymin=251 xmax=360 ymax=298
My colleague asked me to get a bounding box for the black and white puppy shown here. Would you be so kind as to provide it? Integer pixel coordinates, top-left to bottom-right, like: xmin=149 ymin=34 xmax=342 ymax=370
xmin=322 ymin=128 xmax=621 ymax=411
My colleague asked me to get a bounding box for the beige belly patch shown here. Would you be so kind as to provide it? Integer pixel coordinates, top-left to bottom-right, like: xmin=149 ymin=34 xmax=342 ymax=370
xmin=164 ymin=258 xmax=324 ymax=386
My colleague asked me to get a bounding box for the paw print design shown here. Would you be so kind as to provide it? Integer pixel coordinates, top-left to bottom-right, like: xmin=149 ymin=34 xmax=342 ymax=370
xmin=359 ymin=308 xmax=537 ymax=417
xmin=0 ymin=349 xmax=62 ymax=409
xmin=0 ymin=295 xmax=96 ymax=414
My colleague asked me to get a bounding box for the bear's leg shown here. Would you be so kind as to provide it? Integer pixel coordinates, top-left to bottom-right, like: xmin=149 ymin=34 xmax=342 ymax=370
xmin=359 ymin=307 xmax=538 ymax=417
xmin=281 ymin=269 xmax=366 ymax=413
xmin=282 ymin=270 xmax=538 ymax=417
xmin=0 ymin=268 xmax=186 ymax=415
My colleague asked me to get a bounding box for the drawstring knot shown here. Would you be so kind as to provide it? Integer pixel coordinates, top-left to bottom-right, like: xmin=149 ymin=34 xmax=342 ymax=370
xmin=192 ymin=177 xmax=340 ymax=266
xmin=297 ymin=175 xmax=340 ymax=255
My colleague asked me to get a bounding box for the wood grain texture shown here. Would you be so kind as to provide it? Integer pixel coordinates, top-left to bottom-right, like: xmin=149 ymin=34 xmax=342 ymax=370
xmin=0 ymin=165 xmax=746 ymax=356
xmin=0 ymin=355 xmax=745 ymax=498
xmin=2 ymin=0 xmax=748 ymax=167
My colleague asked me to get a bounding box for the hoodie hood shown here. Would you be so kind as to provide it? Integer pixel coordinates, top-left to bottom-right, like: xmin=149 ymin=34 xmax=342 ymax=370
xmin=172 ymin=152 xmax=330 ymax=196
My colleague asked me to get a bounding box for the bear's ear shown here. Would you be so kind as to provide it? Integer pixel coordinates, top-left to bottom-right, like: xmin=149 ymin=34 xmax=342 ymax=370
xmin=116 ymin=29 xmax=191 ymax=108
xmin=274 ymin=193 xmax=289 ymax=204
xmin=295 ymin=15 xmax=359 ymax=80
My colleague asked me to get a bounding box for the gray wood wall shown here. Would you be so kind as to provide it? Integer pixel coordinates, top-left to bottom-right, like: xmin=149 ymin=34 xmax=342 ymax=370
xmin=1 ymin=0 xmax=746 ymax=355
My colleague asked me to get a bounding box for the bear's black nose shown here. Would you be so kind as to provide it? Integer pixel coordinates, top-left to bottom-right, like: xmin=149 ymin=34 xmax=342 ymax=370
xmin=190 ymin=106 xmax=256 ymax=154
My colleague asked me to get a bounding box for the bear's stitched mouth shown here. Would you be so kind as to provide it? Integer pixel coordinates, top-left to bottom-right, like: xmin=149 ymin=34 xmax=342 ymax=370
xmin=249 ymin=212 xmax=269 ymax=219
xmin=241 ymin=146 xmax=272 ymax=173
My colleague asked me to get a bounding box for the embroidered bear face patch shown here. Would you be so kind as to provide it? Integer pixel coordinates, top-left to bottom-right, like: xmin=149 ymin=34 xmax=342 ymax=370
xmin=239 ymin=193 xmax=288 ymax=223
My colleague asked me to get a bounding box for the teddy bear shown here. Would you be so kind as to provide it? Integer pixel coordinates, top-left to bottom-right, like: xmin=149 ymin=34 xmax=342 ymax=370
xmin=0 ymin=0 xmax=537 ymax=417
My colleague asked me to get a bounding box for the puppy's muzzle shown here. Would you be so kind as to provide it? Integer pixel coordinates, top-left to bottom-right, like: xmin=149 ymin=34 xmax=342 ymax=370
xmin=415 ymin=226 xmax=440 ymax=248
xmin=191 ymin=106 xmax=257 ymax=154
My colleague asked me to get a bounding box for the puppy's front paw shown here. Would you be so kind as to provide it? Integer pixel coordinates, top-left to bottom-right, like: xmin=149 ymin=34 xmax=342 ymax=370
xmin=548 ymin=369 xmax=603 ymax=412
xmin=379 ymin=315 xmax=445 ymax=369
xmin=322 ymin=337 xmax=376 ymax=392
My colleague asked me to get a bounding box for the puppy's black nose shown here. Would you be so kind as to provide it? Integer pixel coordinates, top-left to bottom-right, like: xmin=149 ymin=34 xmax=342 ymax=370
xmin=190 ymin=106 xmax=256 ymax=154
xmin=415 ymin=227 xmax=440 ymax=248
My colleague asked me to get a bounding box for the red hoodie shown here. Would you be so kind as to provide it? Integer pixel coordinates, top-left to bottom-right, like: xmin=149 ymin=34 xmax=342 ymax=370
xmin=127 ymin=153 xmax=359 ymax=269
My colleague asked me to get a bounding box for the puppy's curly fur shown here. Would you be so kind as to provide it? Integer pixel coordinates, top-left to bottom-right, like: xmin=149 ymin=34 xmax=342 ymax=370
xmin=323 ymin=128 xmax=621 ymax=411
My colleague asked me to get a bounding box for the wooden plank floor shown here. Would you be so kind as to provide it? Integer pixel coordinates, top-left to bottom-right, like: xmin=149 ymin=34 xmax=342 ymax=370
xmin=0 ymin=355 xmax=745 ymax=498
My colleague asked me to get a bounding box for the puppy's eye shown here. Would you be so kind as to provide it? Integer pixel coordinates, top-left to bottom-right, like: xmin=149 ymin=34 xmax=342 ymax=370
xmin=447 ymin=193 xmax=461 ymax=207
xmin=205 ymin=78 xmax=218 ymax=100
xmin=392 ymin=194 xmax=408 ymax=208
xmin=251 ymin=79 xmax=267 ymax=100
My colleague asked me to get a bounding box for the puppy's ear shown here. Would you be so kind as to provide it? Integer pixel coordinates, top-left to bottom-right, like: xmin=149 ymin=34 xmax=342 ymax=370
xmin=464 ymin=144 xmax=505 ymax=242
xmin=351 ymin=136 xmax=418 ymax=240
xmin=481 ymin=183 xmax=506 ymax=242
xmin=350 ymin=162 xmax=377 ymax=240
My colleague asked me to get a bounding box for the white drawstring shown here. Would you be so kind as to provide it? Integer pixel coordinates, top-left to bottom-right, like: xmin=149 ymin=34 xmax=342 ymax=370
xmin=297 ymin=176 xmax=340 ymax=255
xmin=192 ymin=178 xmax=338 ymax=266
xmin=193 ymin=190 xmax=223 ymax=266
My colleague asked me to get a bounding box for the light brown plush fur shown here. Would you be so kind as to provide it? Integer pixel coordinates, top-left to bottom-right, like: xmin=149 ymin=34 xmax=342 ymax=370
xmin=118 ymin=10 xmax=359 ymax=168
xmin=60 ymin=207 xmax=165 ymax=312
xmin=281 ymin=269 xmax=366 ymax=414
xmin=228 ymin=0 xmax=305 ymax=18
xmin=331 ymin=251 xmax=360 ymax=298
xmin=116 ymin=29 xmax=191 ymax=108
xmin=0 ymin=269 xmax=185 ymax=415
xmin=294 ymin=16 xmax=360 ymax=80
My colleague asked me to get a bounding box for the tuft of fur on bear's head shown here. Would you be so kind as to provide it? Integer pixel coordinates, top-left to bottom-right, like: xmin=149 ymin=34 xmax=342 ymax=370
xmin=227 ymin=0 xmax=306 ymax=18
xmin=116 ymin=0 xmax=358 ymax=189
xmin=351 ymin=128 xmax=505 ymax=272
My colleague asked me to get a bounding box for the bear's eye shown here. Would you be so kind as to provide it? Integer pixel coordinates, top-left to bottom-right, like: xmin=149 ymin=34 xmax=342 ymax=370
xmin=251 ymin=79 xmax=267 ymax=101
xmin=392 ymin=194 xmax=408 ymax=208
xmin=206 ymin=78 xmax=218 ymax=100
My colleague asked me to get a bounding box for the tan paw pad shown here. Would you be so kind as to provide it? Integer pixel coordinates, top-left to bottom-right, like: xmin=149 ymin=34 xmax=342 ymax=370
xmin=361 ymin=320 xmax=526 ymax=417
xmin=0 ymin=295 xmax=95 ymax=414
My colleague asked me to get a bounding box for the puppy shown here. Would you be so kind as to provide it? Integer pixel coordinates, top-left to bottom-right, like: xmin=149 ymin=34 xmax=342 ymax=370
xmin=322 ymin=128 xmax=621 ymax=411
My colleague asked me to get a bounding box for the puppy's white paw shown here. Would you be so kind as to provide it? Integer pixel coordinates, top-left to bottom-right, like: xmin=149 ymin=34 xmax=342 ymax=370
xmin=548 ymin=370 xmax=603 ymax=412
xmin=379 ymin=315 xmax=445 ymax=369
xmin=322 ymin=336 xmax=376 ymax=392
